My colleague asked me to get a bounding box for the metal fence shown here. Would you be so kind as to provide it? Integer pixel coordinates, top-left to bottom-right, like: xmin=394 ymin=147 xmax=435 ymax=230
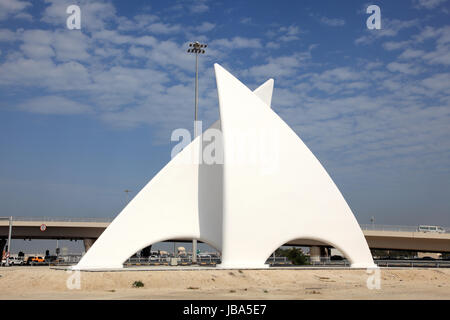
xmin=360 ymin=224 xmax=450 ymax=233
xmin=8 ymin=216 xmax=114 ymax=223
xmin=374 ymin=259 xmax=450 ymax=268
xmin=124 ymin=256 xmax=223 ymax=266
xmin=265 ymin=256 xmax=290 ymax=265
xmin=307 ymin=258 xmax=450 ymax=268
xmin=123 ymin=256 xmax=290 ymax=266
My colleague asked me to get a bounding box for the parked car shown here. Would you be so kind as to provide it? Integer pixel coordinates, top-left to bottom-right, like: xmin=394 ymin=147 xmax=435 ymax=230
xmin=1 ymin=257 xmax=24 ymax=266
xmin=12 ymin=257 xmax=24 ymax=265
xmin=418 ymin=225 xmax=445 ymax=233
xmin=26 ymin=256 xmax=45 ymax=265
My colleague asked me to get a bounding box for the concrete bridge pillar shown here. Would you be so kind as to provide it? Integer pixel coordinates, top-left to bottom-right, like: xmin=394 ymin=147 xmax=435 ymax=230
xmin=83 ymin=238 xmax=97 ymax=253
xmin=310 ymin=246 xmax=321 ymax=263
xmin=310 ymin=246 xmax=331 ymax=263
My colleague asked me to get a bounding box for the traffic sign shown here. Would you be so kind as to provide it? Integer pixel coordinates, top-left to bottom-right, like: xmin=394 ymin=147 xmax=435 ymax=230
xmin=40 ymin=224 xmax=47 ymax=232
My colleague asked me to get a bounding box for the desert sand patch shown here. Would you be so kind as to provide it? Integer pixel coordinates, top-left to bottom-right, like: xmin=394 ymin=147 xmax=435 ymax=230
xmin=0 ymin=266 xmax=448 ymax=300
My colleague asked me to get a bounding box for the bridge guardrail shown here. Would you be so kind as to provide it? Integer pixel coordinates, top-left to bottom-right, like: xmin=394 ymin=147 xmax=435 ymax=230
xmin=374 ymin=259 xmax=450 ymax=268
xmin=8 ymin=216 xmax=114 ymax=223
xmin=3 ymin=217 xmax=449 ymax=233
xmin=360 ymin=224 xmax=450 ymax=233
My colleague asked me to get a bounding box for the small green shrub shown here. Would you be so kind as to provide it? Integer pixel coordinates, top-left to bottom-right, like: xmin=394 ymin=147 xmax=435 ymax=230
xmin=132 ymin=280 xmax=144 ymax=288
xmin=276 ymin=247 xmax=309 ymax=265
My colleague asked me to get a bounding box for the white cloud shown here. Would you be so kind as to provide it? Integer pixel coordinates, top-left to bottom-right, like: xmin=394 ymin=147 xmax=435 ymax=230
xmin=265 ymin=25 xmax=303 ymax=43
xmin=409 ymin=26 xmax=450 ymax=66
xmin=51 ymin=31 xmax=91 ymax=61
xmin=189 ymin=0 xmax=209 ymax=13
xmin=240 ymin=17 xmax=252 ymax=25
xmin=320 ymin=16 xmax=346 ymax=27
xmin=279 ymin=25 xmax=301 ymax=41
xmin=413 ymin=0 xmax=447 ymax=9
xmin=13 ymin=11 xmax=32 ymax=20
xmin=170 ymin=0 xmax=209 ymax=14
xmin=0 ymin=0 xmax=31 ymax=21
xmin=266 ymin=42 xmax=280 ymax=49
xmin=414 ymin=25 xmax=450 ymax=44
xmin=0 ymin=57 xmax=91 ymax=91
xmin=422 ymin=44 xmax=450 ymax=65
xmin=355 ymin=19 xmax=419 ymax=45
xmin=0 ymin=28 xmax=17 ymax=42
xmin=319 ymin=67 xmax=362 ymax=81
xmin=194 ymin=22 xmax=215 ymax=33
xmin=422 ymin=73 xmax=450 ymax=93
xmin=210 ymin=37 xmax=262 ymax=49
xmin=117 ymin=14 xmax=159 ymax=31
xmin=399 ymin=48 xmax=425 ymax=59
xmin=387 ymin=62 xmax=422 ymax=75
xmin=383 ymin=40 xmax=411 ymax=51
xmin=17 ymin=29 xmax=91 ymax=62
xmin=147 ymin=22 xmax=181 ymax=34
xmin=92 ymin=29 xmax=136 ymax=45
xmin=20 ymin=29 xmax=54 ymax=60
xmin=18 ymin=95 xmax=92 ymax=115
xmin=243 ymin=53 xmax=309 ymax=80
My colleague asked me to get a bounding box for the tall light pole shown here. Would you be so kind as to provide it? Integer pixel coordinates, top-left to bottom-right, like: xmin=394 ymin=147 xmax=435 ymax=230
xmin=187 ymin=41 xmax=207 ymax=264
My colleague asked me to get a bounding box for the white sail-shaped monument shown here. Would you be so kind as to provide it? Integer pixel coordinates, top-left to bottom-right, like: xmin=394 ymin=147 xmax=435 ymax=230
xmin=74 ymin=63 xmax=375 ymax=270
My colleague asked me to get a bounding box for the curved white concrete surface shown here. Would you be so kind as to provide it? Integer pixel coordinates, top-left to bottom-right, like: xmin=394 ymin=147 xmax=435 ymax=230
xmin=74 ymin=63 xmax=375 ymax=270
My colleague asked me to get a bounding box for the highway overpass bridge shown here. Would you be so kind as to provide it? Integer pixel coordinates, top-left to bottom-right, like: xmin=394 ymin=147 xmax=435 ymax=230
xmin=0 ymin=217 xmax=449 ymax=257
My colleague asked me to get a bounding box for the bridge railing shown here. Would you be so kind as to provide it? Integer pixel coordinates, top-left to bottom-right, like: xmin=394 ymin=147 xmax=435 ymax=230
xmin=8 ymin=216 xmax=114 ymax=223
xmin=360 ymin=224 xmax=450 ymax=233
xmin=3 ymin=217 xmax=450 ymax=233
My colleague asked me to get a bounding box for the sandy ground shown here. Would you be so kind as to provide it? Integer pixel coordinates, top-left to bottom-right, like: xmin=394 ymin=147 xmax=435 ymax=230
xmin=0 ymin=266 xmax=448 ymax=300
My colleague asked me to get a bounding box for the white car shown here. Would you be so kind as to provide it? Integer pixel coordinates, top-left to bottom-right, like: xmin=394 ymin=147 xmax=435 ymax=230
xmin=1 ymin=257 xmax=24 ymax=266
xmin=418 ymin=225 xmax=445 ymax=233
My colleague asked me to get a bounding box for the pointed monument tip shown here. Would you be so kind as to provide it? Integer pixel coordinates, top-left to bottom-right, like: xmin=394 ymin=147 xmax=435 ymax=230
xmin=264 ymin=78 xmax=274 ymax=87
xmin=263 ymin=79 xmax=274 ymax=87
xmin=213 ymin=63 xmax=223 ymax=74
xmin=214 ymin=63 xmax=232 ymax=81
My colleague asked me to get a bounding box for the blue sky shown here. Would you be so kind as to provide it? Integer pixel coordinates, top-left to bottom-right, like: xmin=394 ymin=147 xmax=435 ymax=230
xmin=0 ymin=0 xmax=449 ymax=229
